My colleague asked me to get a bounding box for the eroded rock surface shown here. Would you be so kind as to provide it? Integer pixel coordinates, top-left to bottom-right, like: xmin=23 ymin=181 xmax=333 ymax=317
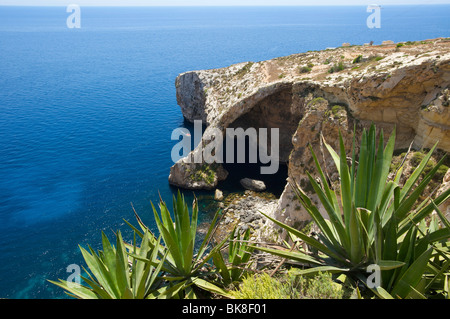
xmin=169 ymin=38 xmax=450 ymax=233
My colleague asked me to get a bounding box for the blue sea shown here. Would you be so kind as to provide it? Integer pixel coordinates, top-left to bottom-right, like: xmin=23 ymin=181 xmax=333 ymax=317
xmin=0 ymin=5 xmax=449 ymax=299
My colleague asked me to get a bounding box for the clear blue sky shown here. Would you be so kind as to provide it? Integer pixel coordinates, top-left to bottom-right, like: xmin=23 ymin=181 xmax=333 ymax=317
xmin=1 ymin=0 xmax=449 ymax=6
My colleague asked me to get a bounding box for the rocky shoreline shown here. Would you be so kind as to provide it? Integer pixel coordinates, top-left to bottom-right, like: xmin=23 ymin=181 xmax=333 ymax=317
xmin=211 ymin=190 xmax=280 ymax=244
xmin=171 ymin=38 xmax=450 ymax=232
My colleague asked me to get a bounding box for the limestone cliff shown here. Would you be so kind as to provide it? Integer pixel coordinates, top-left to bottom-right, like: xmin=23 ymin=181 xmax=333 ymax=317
xmin=169 ymin=38 xmax=450 ymax=229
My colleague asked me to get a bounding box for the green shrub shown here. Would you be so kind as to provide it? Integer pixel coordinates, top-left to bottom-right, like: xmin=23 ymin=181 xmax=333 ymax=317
xmin=231 ymin=273 xmax=295 ymax=299
xmin=410 ymin=151 xmax=449 ymax=181
xmin=307 ymin=97 xmax=326 ymax=108
xmin=328 ymin=61 xmax=345 ymax=73
xmin=295 ymin=272 xmax=344 ymax=299
xmin=191 ymin=164 xmax=216 ymax=186
xmin=235 ymin=62 xmax=254 ymax=78
xmin=331 ymin=104 xmax=345 ymax=115
xmin=231 ymin=271 xmax=343 ymax=299
xmin=353 ymin=55 xmax=363 ymax=64
xmin=299 ymin=66 xmax=312 ymax=73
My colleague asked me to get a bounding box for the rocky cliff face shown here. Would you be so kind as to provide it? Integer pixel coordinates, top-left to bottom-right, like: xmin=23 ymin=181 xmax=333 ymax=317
xmin=169 ymin=38 xmax=450 ymax=230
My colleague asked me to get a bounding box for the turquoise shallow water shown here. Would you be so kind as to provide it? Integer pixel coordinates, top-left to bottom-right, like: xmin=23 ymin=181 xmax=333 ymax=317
xmin=0 ymin=5 xmax=449 ymax=298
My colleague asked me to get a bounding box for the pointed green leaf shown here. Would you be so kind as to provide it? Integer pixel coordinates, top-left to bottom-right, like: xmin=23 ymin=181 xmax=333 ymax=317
xmin=115 ymin=231 xmax=131 ymax=294
xmin=48 ymin=280 xmax=99 ymax=299
xmin=192 ymin=278 xmax=233 ymax=298
xmin=249 ymin=244 xmax=323 ymax=266
xmin=400 ymin=143 xmax=438 ymax=201
xmin=212 ymin=251 xmax=232 ymax=285
xmin=290 ymin=266 xmax=349 ymax=276
xmin=338 ymin=131 xmax=353 ymax=227
xmin=79 ymin=245 xmax=119 ymax=298
xmin=260 ymin=211 xmax=348 ymax=264
xmin=391 ymin=248 xmax=433 ymax=299
xmin=377 ymin=260 xmax=406 ymax=270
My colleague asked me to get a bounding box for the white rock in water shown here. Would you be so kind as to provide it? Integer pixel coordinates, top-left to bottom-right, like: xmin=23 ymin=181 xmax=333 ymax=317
xmin=214 ymin=189 xmax=224 ymax=201
xmin=240 ymin=178 xmax=266 ymax=192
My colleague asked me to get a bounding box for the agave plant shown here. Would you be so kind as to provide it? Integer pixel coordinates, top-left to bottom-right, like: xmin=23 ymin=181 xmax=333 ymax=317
xmin=127 ymin=191 xmax=231 ymax=299
xmin=254 ymin=124 xmax=450 ymax=299
xmin=49 ymin=230 xmax=167 ymax=299
xmin=51 ymin=191 xmax=232 ymax=299
xmin=212 ymin=227 xmax=255 ymax=287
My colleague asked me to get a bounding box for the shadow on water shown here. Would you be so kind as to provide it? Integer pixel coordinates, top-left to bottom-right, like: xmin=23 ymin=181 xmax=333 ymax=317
xmin=170 ymin=118 xmax=288 ymax=204
xmin=220 ymin=161 xmax=288 ymax=198
xmin=221 ymin=133 xmax=288 ymax=198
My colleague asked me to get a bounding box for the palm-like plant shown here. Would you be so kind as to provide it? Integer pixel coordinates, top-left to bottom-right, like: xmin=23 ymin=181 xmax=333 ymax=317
xmin=49 ymin=230 xmax=167 ymax=299
xmin=128 ymin=191 xmax=231 ymax=298
xmin=213 ymin=227 xmax=255 ymax=287
xmin=254 ymin=125 xmax=450 ymax=299
xmin=51 ymin=191 xmax=232 ymax=299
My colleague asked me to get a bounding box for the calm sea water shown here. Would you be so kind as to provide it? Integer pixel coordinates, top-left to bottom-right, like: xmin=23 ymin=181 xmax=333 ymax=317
xmin=0 ymin=5 xmax=449 ymax=299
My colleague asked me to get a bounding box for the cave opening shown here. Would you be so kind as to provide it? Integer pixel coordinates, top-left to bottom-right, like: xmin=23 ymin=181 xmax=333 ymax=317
xmin=218 ymin=86 xmax=301 ymax=198
xmin=220 ymin=135 xmax=289 ymax=198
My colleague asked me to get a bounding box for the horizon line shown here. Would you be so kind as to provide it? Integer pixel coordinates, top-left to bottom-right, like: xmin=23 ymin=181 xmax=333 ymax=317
xmin=1 ymin=3 xmax=450 ymax=7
